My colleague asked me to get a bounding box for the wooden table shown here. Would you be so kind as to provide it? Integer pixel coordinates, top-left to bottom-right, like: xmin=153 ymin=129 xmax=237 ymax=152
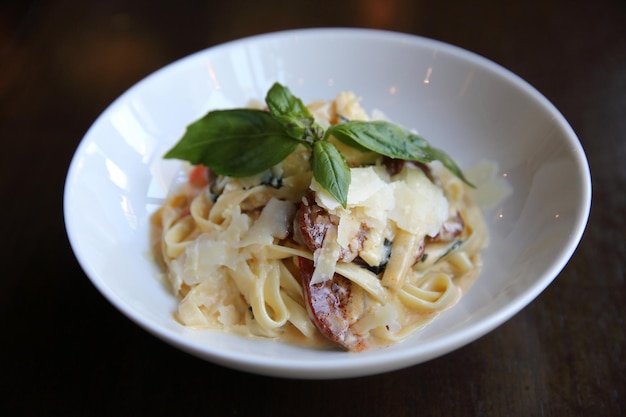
xmin=2 ymin=0 xmax=624 ymax=415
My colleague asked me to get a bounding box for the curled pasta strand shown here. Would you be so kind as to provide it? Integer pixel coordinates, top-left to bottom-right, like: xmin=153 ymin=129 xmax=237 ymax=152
xmin=189 ymin=190 xmax=217 ymax=233
xmin=447 ymin=251 xmax=474 ymax=273
xmin=266 ymin=243 xmax=388 ymax=303
xmin=266 ymin=243 xmax=311 ymax=260
xmin=277 ymin=261 xmax=304 ymax=302
xmin=162 ymin=216 xmax=198 ymax=261
xmin=281 ymin=291 xmax=317 ymax=338
xmin=246 ymin=261 xmax=290 ymax=330
xmin=399 ymin=272 xmax=459 ymax=313
xmin=334 ymin=262 xmax=387 ymax=303
xmin=382 ymin=229 xmax=422 ymax=289
xmin=209 ymin=185 xmax=269 ymax=223
xmin=459 ymin=203 xmax=489 ymax=254
xmin=370 ymin=315 xmax=432 ymax=343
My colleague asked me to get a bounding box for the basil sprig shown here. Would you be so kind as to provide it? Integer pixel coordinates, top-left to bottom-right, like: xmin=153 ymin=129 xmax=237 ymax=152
xmin=265 ymin=82 xmax=323 ymax=144
xmin=325 ymin=120 xmax=472 ymax=185
xmin=164 ymin=82 xmax=473 ymax=208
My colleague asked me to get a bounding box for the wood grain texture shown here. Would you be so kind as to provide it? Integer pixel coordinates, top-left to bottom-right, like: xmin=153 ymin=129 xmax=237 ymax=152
xmin=1 ymin=0 xmax=624 ymax=415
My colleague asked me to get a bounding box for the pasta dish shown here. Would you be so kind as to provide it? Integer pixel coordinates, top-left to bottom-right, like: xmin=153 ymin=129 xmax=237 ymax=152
xmin=151 ymin=86 xmax=487 ymax=351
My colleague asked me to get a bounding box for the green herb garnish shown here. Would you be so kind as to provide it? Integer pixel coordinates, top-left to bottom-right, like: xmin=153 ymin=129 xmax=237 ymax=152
xmin=164 ymin=82 xmax=473 ymax=207
xmin=436 ymin=239 xmax=463 ymax=263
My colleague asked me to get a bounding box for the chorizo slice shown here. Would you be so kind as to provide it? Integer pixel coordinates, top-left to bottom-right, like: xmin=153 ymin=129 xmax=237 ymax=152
xmin=296 ymin=193 xmax=364 ymax=262
xmin=298 ymin=257 xmax=366 ymax=351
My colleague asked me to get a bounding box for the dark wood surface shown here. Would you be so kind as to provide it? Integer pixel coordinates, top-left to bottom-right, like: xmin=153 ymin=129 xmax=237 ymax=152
xmin=2 ymin=0 xmax=624 ymax=415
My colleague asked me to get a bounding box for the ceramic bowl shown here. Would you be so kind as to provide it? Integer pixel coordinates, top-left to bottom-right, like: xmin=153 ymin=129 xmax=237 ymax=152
xmin=64 ymin=28 xmax=591 ymax=379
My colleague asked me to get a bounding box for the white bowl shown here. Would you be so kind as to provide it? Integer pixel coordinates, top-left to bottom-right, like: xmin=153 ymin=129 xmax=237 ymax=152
xmin=64 ymin=28 xmax=591 ymax=379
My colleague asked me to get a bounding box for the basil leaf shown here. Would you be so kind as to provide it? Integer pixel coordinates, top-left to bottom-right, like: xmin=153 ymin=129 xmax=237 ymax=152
xmin=311 ymin=141 xmax=350 ymax=208
xmin=266 ymin=82 xmax=313 ymax=120
xmin=326 ymin=120 xmax=428 ymax=159
xmin=266 ymin=82 xmax=321 ymax=143
xmin=164 ymin=108 xmax=299 ymax=177
xmin=420 ymin=142 xmax=474 ymax=187
xmin=326 ymin=120 xmax=474 ymax=186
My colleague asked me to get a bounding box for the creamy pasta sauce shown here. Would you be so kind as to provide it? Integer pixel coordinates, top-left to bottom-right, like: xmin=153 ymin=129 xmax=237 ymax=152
xmin=151 ymin=92 xmax=488 ymax=351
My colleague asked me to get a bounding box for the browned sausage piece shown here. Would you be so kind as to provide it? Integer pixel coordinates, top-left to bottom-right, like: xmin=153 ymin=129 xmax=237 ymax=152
xmin=298 ymin=257 xmax=366 ymax=351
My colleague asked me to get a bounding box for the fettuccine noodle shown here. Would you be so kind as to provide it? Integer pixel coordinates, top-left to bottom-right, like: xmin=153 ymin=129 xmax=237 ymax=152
xmin=151 ymin=92 xmax=487 ymax=351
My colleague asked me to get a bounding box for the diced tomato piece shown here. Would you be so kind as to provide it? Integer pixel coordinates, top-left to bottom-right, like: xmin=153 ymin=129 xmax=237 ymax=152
xmin=188 ymin=165 xmax=210 ymax=188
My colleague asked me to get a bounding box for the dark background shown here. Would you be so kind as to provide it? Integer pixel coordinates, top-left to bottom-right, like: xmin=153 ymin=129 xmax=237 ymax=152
xmin=1 ymin=0 xmax=624 ymax=415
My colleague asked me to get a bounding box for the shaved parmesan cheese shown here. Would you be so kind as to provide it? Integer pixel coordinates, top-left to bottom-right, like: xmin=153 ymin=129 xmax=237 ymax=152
xmin=389 ymin=168 xmax=449 ymax=237
xmin=311 ymin=166 xmax=391 ymax=212
xmin=337 ymin=212 xmax=361 ymax=250
xmin=311 ymin=228 xmax=341 ymax=284
xmin=465 ymin=160 xmax=513 ymax=211
xmin=347 ymin=166 xmax=389 ymax=205
xmin=239 ymin=198 xmax=296 ymax=246
xmin=310 ymin=179 xmax=341 ymax=211
xmin=309 ymin=162 xmax=450 ymax=282
xmin=358 ymin=228 xmax=388 ymax=267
